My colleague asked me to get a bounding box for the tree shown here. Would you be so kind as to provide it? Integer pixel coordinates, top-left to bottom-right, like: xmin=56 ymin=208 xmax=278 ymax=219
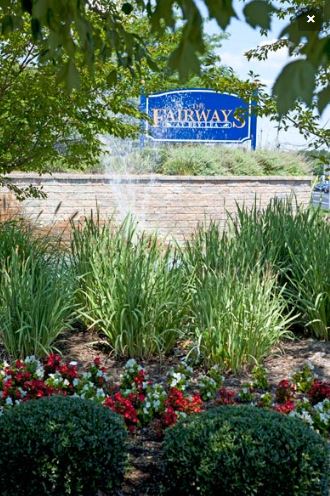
xmin=0 ymin=13 xmax=229 ymax=197
xmin=0 ymin=0 xmax=329 ymax=114
xmin=0 ymin=19 xmax=140 ymax=198
xmin=244 ymin=0 xmax=329 ymax=150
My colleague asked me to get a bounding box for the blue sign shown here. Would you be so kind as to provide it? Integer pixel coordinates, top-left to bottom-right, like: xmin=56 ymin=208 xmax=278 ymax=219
xmin=140 ymin=89 xmax=257 ymax=149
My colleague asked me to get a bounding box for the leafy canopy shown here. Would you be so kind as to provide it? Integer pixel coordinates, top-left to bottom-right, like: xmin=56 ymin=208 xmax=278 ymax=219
xmin=0 ymin=0 xmax=329 ymax=114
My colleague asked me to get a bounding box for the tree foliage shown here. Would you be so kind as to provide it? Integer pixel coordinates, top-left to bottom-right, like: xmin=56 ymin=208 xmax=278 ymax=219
xmin=0 ymin=0 xmax=328 ymax=114
xmin=0 ymin=18 xmax=140 ymax=197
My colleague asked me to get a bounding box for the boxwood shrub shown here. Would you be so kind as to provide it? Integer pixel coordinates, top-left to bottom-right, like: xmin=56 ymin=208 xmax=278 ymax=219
xmin=0 ymin=396 xmax=127 ymax=496
xmin=162 ymin=405 xmax=329 ymax=496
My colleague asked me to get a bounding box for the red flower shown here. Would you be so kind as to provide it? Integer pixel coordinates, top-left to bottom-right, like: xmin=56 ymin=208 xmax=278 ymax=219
xmin=58 ymin=364 xmax=78 ymax=381
xmin=104 ymin=393 xmax=139 ymax=431
xmin=274 ymin=400 xmax=295 ymax=414
xmin=94 ymin=357 xmax=101 ymax=367
xmin=217 ymin=387 xmax=236 ymax=405
xmin=165 ymin=388 xmax=203 ymax=414
xmin=23 ymin=379 xmax=53 ymax=400
xmin=44 ymin=354 xmax=62 ymax=373
xmin=308 ymin=380 xmax=330 ymax=405
xmin=275 ymin=379 xmax=295 ymax=403
xmin=162 ymin=406 xmax=178 ymax=427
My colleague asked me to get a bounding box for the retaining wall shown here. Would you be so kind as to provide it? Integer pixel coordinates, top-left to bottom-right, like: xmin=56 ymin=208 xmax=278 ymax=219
xmin=0 ymin=174 xmax=312 ymax=241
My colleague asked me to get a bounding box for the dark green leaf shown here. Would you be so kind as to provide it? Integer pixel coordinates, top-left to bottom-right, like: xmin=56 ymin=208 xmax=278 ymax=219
xmin=122 ymin=3 xmax=134 ymax=15
xmin=67 ymin=60 xmax=81 ymax=91
xmin=273 ymin=60 xmax=316 ymax=114
xmin=205 ymin=0 xmax=237 ymax=30
xmin=31 ymin=17 xmax=41 ymax=40
xmin=107 ymin=69 xmax=118 ymax=86
xmin=168 ymin=40 xmax=201 ymax=80
xmin=21 ymin=0 xmax=32 ymax=14
xmin=243 ymin=0 xmax=274 ymax=30
xmin=1 ymin=15 xmax=14 ymax=34
xmin=317 ymin=85 xmax=330 ymax=114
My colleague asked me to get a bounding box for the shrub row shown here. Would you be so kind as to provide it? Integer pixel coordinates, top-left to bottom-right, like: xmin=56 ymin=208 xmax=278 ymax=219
xmin=108 ymin=145 xmax=311 ymax=176
xmin=0 ymin=397 xmax=328 ymax=496
xmin=162 ymin=405 xmax=329 ymax=496
xmin=0 ymin=396 xmax=127 ymax=496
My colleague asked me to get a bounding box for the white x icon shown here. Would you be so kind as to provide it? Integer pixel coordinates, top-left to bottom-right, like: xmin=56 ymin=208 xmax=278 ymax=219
xmin=307 ymin=14 xmax=315 ymax=23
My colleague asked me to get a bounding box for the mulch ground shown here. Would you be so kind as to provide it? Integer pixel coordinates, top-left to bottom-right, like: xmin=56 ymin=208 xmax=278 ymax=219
xmin=55 ymin=330 xmax=330 ymax=496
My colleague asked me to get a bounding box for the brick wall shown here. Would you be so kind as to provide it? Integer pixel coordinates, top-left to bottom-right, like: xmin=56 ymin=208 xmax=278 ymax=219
xmin=0 ymin=174 xmax=312 ymax=242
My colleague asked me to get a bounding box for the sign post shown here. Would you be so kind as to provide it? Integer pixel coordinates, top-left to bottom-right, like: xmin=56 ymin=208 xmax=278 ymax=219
xmin=140 ymin=89 xmax=257 ymax=149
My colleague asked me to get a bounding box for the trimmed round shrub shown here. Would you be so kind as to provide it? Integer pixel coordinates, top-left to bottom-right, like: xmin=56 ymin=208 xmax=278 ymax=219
xmin=0 ymin=396 xmax=127 ymax=496
xmin=162 ymin=405 xmax=329 ymax=496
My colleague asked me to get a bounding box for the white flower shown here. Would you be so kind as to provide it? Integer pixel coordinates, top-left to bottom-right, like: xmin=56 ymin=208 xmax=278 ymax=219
xmin=125 ymin=359 xmax=137 ymax=369
xmin=314 ymin=399 xmax=330 ymax=412
xmin=96 ymin=388 xmax=105 ymax=398
xmin=35 ymin=366 xmax=45 ymax=379
xmin=24 ymin=356 xmax=38 ymax=364
xmin=5 ymin=397 xmax=13 ymax=406
xmin=73 ymin=378 xmax=80 ymax=387
xmin=290 ymin=409 xmax=314 ymax=426
xmin=69 ymin=361 xmax=78 ymax=366
xmin=319 ymin=412 xmax=329 ymax=424
xmin=18 ymin=388 xmax=27 ymax=398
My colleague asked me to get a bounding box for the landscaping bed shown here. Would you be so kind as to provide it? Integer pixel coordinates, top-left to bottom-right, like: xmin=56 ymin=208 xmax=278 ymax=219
xmin=60 ymin=332 xmax=330 ymax=496
xmin=1 ymin=331 xmax=329 ymax=496
xmin=0 ymin=199 xmax=329 ymax=495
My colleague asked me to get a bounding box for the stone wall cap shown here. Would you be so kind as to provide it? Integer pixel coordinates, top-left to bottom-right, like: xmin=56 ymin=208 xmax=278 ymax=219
xmin=3 ymin=173 xmax=313 ymax=183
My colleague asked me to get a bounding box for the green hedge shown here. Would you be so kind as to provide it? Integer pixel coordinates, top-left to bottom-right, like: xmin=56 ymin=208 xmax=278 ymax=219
xmin=0 ymin=396 xmax=127 ymax=496
xmin=107 ymin=145 xmax=311 ymax=176
xmin=162 ymin=405 xmax=329 ymax=496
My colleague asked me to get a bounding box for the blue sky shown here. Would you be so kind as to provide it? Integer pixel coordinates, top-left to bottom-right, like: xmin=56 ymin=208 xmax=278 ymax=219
xmin=198 ymin=0 xmax=330 ymax=149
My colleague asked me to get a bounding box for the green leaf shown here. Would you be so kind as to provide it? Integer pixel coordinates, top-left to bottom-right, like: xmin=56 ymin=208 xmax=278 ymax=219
xmin=31 ymin=17 xmax=41 ymax=40
xmin=1 ymin=15 xmax=14 ymax=34
xmin=243 ymin=0 xmax=274 ymax=30
xmin=21 ymin=0 xmax=33 ymax=14
xmin=168 ymin=39 xmax=200 ymax=80
xmin=273 ymin=60 xmax=316 ymax=114
xmin=107 ymin=69 xmax=118 ymax=86
xmin=57 ymin=60 xmax=81 ymax=92
xmin=205 ymin=0 xmax=237 ymax=30
xmin=317 ymin=85 xmax=330 ymax=114
xmin=66 ymin=60 xmax=80 ymax=91
xmin=122 ymin=3 xmax=134 ymax=15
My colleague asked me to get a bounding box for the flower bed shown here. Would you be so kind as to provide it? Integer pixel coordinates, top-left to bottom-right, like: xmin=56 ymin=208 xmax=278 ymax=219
xmin=0 ymin=355 xmax=329 ymax=438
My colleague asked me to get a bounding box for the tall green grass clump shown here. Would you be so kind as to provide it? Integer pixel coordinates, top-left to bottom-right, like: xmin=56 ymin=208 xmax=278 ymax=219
xmin=232 ymin=199 xmax=330 ymax=339
xmin=71 ymin=214 xmax=190 ymax=358
xmin=182 ymin=222 xmax=293 ymax=371
xmin=188 ymin=266 xmax=292 ymax=371
xmin=0 ymin=219 xmax=47 ymax=281
xmin=0 ymin=220 xmax=74 ymax=357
